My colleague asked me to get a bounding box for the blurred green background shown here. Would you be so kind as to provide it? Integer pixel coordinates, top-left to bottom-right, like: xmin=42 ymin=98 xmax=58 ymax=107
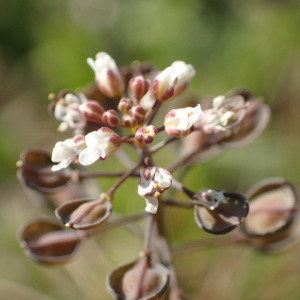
xmin=1 ymin=0 xmax=300 ymax=299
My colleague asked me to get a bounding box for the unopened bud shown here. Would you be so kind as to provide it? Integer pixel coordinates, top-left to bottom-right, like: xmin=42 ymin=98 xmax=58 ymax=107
xmin=79 ymin=100 xmax=104 ymax=123
xmin=129 ymin=75 xmax=150 ymax=100
xmin=123 ymin=114 xmax=137 ymax=128
xmin=118 ymin=98 xmax=133 ymax=114
xmin=87 ymin=52 xmax=125 ymax=99
xmin=129 ymin=105 xmax=146 ymax=124
xmin=102 ymin=110 xmax=119 ymax=127
xmin=135 ymin=125 xmax=158 ymax=144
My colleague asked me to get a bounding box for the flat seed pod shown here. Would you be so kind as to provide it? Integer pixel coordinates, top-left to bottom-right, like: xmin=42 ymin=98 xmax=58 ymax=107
xmin=194 ymin=191 xmax=249 ymax=235
xmin=55 ymin=198 xmax=112 ymax=230
xmin=240 ymin=178 xmax=298 ymax=251
xmin=106 ymin=258 xmax=170 ymax=300
xmin=17 ymin=148 xmax=86 ymax=209
xmin=18 ymin=218 xmax=81 ymax=266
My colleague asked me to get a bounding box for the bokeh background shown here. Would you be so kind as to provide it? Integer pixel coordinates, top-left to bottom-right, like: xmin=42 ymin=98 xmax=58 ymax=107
xmin=1 ymin=0 xmax=300 ymax=299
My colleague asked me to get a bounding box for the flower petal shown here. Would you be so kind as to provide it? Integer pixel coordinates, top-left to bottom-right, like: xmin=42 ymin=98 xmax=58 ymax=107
xmin=79 ymin=148 xmax=100 ymax=166
xmin=145 ymin=196 xmax=159 ymax=214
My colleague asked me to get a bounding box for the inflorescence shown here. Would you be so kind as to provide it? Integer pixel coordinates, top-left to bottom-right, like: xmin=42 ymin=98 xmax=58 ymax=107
xmin=17 ymin=52 xmax=299 ymax=300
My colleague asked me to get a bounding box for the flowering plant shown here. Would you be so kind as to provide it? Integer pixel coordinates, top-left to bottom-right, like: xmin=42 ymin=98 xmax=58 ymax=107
xmin=17 ymin=52 xmax=298 ymax=300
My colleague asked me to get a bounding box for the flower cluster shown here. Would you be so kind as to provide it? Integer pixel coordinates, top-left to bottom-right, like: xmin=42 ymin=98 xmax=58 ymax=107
xmin=17 ymin=51 xmax=297 ymax=300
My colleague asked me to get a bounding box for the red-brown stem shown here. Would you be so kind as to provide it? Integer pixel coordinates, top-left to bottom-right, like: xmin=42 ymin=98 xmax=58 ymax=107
xmin=171 ymin=178 xmax=195 ymax=198
xmin=132 ymin=255 xmax=150 ymax=299
xmin=78 ymin=211 xmax=146 ymax=239
xmin=155 ymin=205 xmax=184 ymax=300
xmin=145 ymin=100 xmax=162 ymax=126
xmin=149 ymin=136 xmax=177 ymax=154
xmin=106 ymin=161 xmax=142 ymax=197
xmin=78 ymin=170 xmax=139 ymax=179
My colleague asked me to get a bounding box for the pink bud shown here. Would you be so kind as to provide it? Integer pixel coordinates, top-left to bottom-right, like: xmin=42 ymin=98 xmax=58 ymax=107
xmin=118 ymin=98 xmax=133 ymax=114
xmin=102 ymin=110 xmax=119 ymax=127
xmin=152 ymin=68 xmax=176 ymax=102
xmin=79 ymin=100 xmax=104 ymax=123
xmin=123 ymin=114 xmax=137 ymax=128
xmin=129 ymin=75 xmax=150 ymax=100
xmin=135 ymin=125 xmax=158 ymax=144
xmin=129 ymin=105 xmax=146 ymax=124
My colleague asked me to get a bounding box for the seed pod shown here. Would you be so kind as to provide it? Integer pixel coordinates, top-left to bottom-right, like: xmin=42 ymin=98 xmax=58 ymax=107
xmin=55 ymin=197 xmax=112 ymax=230
xmin=240 ymin=178 xmax=299 ymax=252
xmin=18 ymin=218 xmax=81 ymax=265
xmin=194 ymin=190 xmax=249 ymax=235
xmin=102 ymin=110 xmax=120 ymax=127
xmin=17 ymin=148 xmax=86 ymax=209
xmin=106 ymin=257 xmax=170 ymax=300
xmin=118 ymin=98 xmax=134 ymax=114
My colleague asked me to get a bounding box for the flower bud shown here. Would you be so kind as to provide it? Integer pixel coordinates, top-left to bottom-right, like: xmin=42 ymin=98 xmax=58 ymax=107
xmin=164 ymin=104 xmax=203 ymax=138
xmin=135 ymin=125 xmax=158 ymax=144
xmin=118 ymin=97 xmax=133 ymax=114
xmin=123 ymin=114 xmax=137 ymax=128
xmin=129 ymin=105 xmax=146 ymax=124
xmin=87 ymin=52 xmax=125 ymax=99
xmin=79 ymin=127 xmax=122 ymax=165
xmin=152 ymin=67 xmax=176 ymax=101
xmin=79 ymin=100 xmax=104 ymax=123
xmin=171 ymin=61 xmax=196 ymax=97
xmin=102 ymin=110 xmax=120 ymax=127
xmin=129 ymin=75 xmax=150 ymax=101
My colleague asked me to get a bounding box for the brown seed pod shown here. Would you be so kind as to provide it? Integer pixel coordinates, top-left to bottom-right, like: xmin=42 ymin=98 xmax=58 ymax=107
xmin=240 ymin=178 xmax=299 ymax=252
xmin=55 ymin=197 xmax=112 ymax=230
xmin=106 ymin=258 xmax=170 ymax=300
xmin=17 ymin=148 xmax=86 ymax=209
xmin=194 ymin=191 xmax=249 ymax=235
xmin=18 ymin=218 xmax=81 ymax=266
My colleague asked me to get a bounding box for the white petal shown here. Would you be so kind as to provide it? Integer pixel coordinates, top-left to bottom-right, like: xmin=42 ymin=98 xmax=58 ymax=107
xmin=144 ymin=196 xmax=158 ymax=214
xmin=165 ymin=110 xmax=189 ymax=131
xmin=187 ymin=105 xmax=203 ymax=125
xmin=213 ymin=96 xmax=225 ymax=110
xmin=79 ymin=148 xmax=100 ymax=166
xmin=51 ymin=159 xmax=72 ymax=171
xmin=154 ymin=168 xmax=172 ymax=189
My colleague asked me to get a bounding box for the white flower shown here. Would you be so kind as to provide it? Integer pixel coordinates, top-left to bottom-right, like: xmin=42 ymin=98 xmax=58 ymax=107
xmin=87 ymin=52 xmax=124 ymax=98
xmin=54 ymin=93 xmax=87 ymax=132
xmin=171 ymin=61 xmax=195 ymax=97
xmin=152 ymin=61 xmax=195 ymax=101
xmin=164 ymin=104 xmax=203 ymax=138
xmin=138 ymin=167 xmax=172 ymax=214
xmin=202 ymin=95 xmax=247 ymax=134
xmin=79 ymin=127 xmax=122 ymax=166
xmin=51 ymin=135 xmax=86 ymax=171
